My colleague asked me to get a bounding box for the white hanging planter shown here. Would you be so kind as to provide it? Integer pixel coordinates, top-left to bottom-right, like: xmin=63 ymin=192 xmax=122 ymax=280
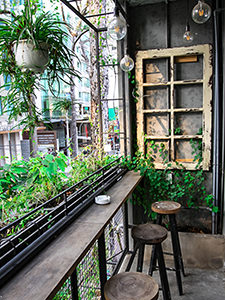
xmin=13 ymin=40 xmax=49 ymax=73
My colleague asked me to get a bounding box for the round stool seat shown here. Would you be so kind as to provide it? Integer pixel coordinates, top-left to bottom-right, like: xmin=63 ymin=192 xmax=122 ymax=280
xmin=132 ymin=223 xmax=167 ymax=245
xmin=152 ymin=201 xmax=181 ymax=215
xmin=104 ymin=272 xmax=159 ymax=300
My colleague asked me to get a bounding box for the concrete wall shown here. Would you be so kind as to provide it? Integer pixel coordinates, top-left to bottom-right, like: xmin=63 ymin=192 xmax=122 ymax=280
xmin=128 ymin=0 xmax=214 ymax=51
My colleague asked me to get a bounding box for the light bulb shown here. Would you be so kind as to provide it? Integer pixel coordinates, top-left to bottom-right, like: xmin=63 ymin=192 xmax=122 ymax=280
xmin=120 ymin=54 xmax=134 ymax=72
xmin=192 ymin=0 xmax=211 ymax=24
xmin=183 ymin=24 xmax=194 ymax=42
xmin=108 ymin=14 xmax=127 ymax=40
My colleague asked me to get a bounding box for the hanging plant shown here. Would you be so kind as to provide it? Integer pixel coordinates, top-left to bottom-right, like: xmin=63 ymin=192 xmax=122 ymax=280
xmin=0 ymin=1 xmax=80 ymax=148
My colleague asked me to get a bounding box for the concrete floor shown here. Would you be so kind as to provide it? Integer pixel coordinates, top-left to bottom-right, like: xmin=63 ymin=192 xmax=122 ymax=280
xmin=120 ymin=252 xmax=225 ymax=300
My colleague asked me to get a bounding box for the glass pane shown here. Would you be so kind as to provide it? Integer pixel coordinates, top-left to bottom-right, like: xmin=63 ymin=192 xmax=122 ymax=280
xmin=174 ymin=113 xmax=202 ymax=135
xmin=145 ymin=140 xmax=170 ymax=163
xmin=143 ymin=58 xmax=170 ymax=83
xmin=174 ymin=55 xmax=203 ymax=81
xmin=175 ymin=139 xmax=202 ymax=162
xmin=174 ymin=84 xmax=203 ymax=109
xmin=145 ymin=113 xmax=170 ymax=136
xmin=144 ymin=86 xmax=170 ymax=109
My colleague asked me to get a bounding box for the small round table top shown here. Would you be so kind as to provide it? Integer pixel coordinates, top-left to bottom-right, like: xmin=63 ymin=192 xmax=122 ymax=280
xmin=151 ymin=201 xmax=181 ymax=215
xmin=104 ymin=272 xmax=159 ymax=300
xmin=132 ymin=223 xmax=167 ymax=244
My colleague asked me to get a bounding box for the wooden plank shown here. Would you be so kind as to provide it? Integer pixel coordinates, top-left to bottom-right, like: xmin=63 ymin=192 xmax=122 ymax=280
xmin=174 ymin=55 xmax=198 ymax=63
xmin=0 ymin=171 xmax=142 ymax=300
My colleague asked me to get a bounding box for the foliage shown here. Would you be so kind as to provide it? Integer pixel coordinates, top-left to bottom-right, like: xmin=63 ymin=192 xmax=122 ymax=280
xmin=0 ymin=0 xmax=80 ymax=130
xmin=128 ymin=71 xmax=139 ymax=103
xmin=126 ymin=140 xmax=217 ymax=218
xmin=69 ymin=146 xmax=119 ymax=184
xmin=0 ymin=152 xmax=68 ymax=225
xmin=0 ymin=149 xmax=119 ymax=228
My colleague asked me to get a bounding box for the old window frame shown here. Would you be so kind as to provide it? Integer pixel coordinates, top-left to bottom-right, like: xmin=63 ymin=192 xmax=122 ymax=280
xmin=136 ymin=44 xmax=212 ymax=170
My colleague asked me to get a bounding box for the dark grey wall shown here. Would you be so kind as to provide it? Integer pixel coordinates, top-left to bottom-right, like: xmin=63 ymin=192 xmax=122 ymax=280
xmin=128 ymin=0 xmax=214 ymax=51
xmin=127 ymin=0 xmax=221 ymax=231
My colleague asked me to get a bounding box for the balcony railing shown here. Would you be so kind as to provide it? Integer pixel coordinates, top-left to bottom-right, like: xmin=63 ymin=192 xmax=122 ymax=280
xmin=0 ymin=170 xmax=142 ymax=300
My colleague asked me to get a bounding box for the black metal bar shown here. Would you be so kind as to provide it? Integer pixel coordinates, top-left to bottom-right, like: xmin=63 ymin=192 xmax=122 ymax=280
xmin=98 ymin=232 xmax=107 ymax=300
xmin=71 ymin=269 xmax=79 ymax=300
xmin=112 ymin=0 xmax=128 ymax=23
xmin=60 ymin=0 xmax=98 ymax=32
xmin=96 ymin=31 xmax=103 ymax=151
xmin=121 ymin=40 xmax=127 ymax=156
xmin=0 ymin=162 xmax=127 ymax=286
xmin=86 ymin=12 xmax=114 ymax=18
xmin=0 ymin=158 xmax=122 ymax=234
xmin=125 ymin=243 xmax=138 ymax=272
xmin=112 ymin=248 xmax=128 ymax=275
xmin=99 ymin=63 xmax=119 ymax=67
xmin=169 ymin=214 xmax=184 ymax=295
xmin=156 ymin=243 xmax=172 ymax=300
xmin=123 ymin=202 xmax=129 ymax=250
xmin=97 ymin=27 xmax=108 ymax=32
xmin=136 ymin=243 xmax=145 ymax=272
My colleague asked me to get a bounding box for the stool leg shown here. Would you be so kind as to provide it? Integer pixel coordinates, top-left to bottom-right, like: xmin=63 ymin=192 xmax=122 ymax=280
xmin=149 ymin=214 xmax=163 ymax=275
xmin=170 ymin=214 xmax=185 ymax=277
xmin=149 ymin=245 xmax=157 ymax=275
xmin=170 ymin=214 xmax=185 ymax=276
xmin=156 ymin=243 xmax=171 ymax=300
xmin=137 ymin=243 xmax=145 ymax=272
xmin=169 ymin=214 xmax=184 ymax=295
xmin=125 ymin=242 xmax=139 ymax=272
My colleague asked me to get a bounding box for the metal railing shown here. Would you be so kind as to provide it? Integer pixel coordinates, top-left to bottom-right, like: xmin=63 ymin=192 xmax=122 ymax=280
xmin=0 ymin=157 xmax=128 ymax=287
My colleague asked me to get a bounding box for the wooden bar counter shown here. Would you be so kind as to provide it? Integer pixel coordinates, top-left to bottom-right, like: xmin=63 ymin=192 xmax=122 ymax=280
xmin=0 ymin=171 xmax=142 ymax=300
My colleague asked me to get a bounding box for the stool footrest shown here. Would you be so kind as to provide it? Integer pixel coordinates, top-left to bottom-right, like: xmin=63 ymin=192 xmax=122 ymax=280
xmin=153 ymin=266 xmax=176 ymax=272
xmin=163 ymin=251 xmax=173 ymax=256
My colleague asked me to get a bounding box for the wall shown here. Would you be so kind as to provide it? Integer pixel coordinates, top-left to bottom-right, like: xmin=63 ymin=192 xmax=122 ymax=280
xmin=127 ymin=0 xmax=221 ymax=231
xmin=128 ymin=0 xmax=214 ymax=51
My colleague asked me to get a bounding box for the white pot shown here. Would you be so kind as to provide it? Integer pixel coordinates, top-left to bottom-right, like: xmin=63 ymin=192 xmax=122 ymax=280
xmin=13 ymin=40 xmax=49 ymax=73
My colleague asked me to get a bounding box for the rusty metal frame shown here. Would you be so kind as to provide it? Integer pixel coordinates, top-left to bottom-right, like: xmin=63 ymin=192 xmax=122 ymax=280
xmin=136 ymin=44 xmax=213 ymax=170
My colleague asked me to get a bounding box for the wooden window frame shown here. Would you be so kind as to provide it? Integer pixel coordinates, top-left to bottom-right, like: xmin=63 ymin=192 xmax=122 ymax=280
xmin=136 ymin=44 xmax=212 ymax=170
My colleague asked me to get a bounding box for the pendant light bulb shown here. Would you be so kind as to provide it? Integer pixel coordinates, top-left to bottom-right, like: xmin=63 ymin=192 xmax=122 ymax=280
xmin=108 ymin=7 xmax=127 ymax=40
xmin=192 ymin=0 xmax=211 ymax=24
xmin=120 ymin=54 xmax=134 ymax=72
xmin=183 ymin=24 xmax=194 ymax=42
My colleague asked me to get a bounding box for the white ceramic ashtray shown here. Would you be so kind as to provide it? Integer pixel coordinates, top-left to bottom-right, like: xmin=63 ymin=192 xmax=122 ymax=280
xmin=95 ymin=195 xmax=111 ymax=205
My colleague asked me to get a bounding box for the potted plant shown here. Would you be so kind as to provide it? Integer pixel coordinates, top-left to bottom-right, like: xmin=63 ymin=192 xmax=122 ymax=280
xmin=0 ymin=1 xmax=80 ymax=154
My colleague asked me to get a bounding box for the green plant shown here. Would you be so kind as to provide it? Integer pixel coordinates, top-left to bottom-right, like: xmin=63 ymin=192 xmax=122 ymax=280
xmin=0 ymin=0 xmax=80 ymax=138
xmin=0 ymin=152 xmax=68 ymax=227
xmin=127 ymin=139 xmax=218 ymax=219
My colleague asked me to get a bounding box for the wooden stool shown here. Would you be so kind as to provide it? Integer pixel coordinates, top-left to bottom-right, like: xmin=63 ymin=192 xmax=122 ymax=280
xmin=104 ymin=271 xmax=159 ymax=300
xmin=126 ymin=224 xmax=171 ymax=300
xmin=150 ymin=201 xmax=185 ymax=296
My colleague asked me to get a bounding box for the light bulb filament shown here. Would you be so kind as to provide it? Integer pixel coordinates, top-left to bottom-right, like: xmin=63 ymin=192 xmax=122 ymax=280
xmin=114 ymin=26 xmax=120 ymax=33
xmin=125 ymin=61 xmax=130 ymax=67
xmin=198 ymin=9 xmax=204 ymax=16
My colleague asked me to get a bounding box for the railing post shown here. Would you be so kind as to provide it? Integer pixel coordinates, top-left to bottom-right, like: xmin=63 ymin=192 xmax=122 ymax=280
xmin=98 ymin=231 xmax=107 ymax=300
xmin=123 ymin=201 xmax=129 ymax=250
xmin=71 ymin=268 xmax=79 ymax=300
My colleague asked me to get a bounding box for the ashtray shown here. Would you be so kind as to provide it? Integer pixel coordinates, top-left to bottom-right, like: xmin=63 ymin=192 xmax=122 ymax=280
xmin=95 ymin=195 xmax=111 ymax=205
